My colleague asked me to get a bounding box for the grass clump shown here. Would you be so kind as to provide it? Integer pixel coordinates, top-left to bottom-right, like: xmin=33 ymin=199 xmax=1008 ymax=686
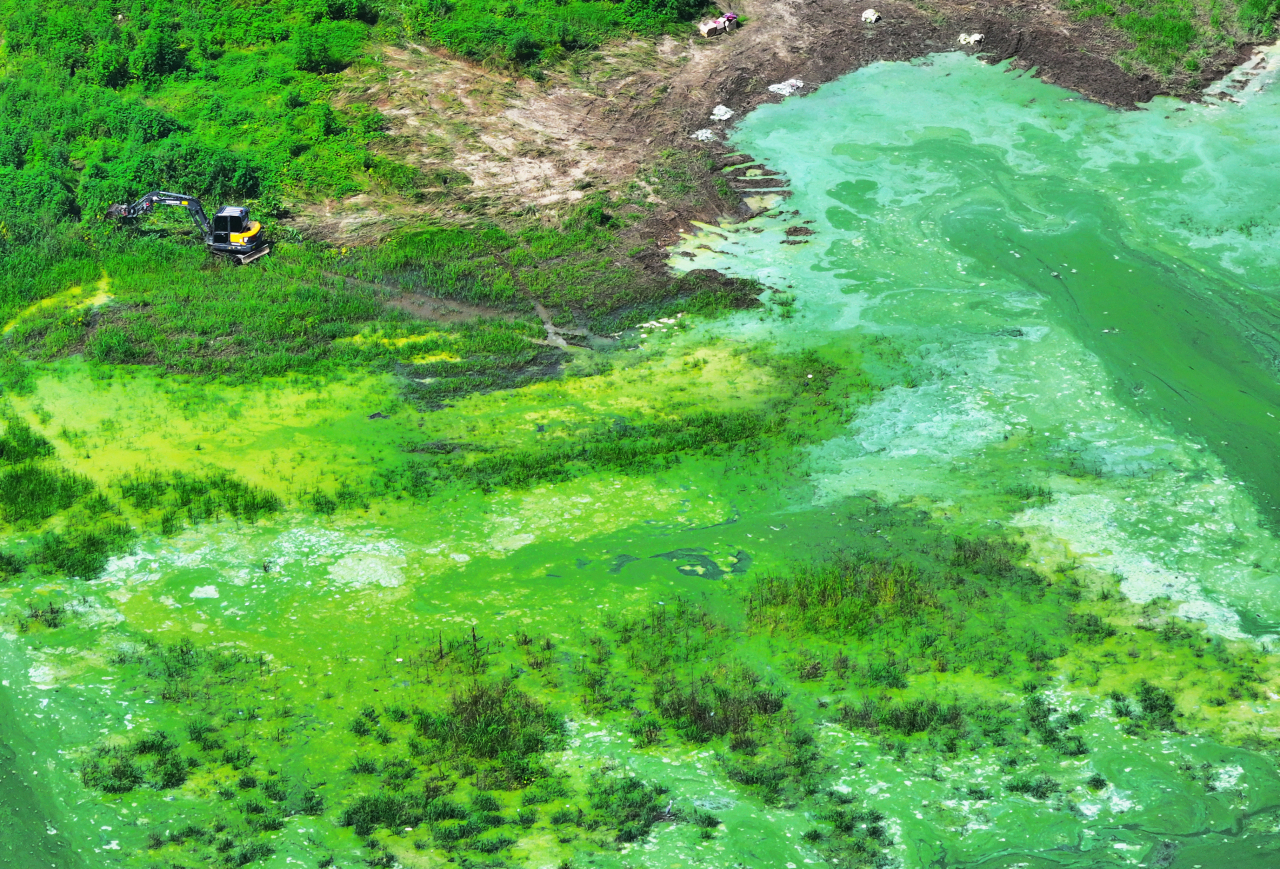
xmin=1005 ymin=774 xmax=1061 ymax=799
xmin=413 ymin=680 xmax=563 ymax=784
xmin=1063 ymin=0 xmax=1260 ymax=75
xmin=80 ymin=730 xmax=194 ymax=794
xmin=117 ymin=468 xmax=282 ymax=530
xmin=586 ymin=773 xmax=672 ymax=842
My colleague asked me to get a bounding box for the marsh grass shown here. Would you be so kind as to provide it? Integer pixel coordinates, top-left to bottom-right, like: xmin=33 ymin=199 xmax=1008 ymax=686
xmin=389 ymin=344 xmax=874 ymax=499
xmin=414 ymin=680 xmax=563 ymax=766
xmin=80 ymin=730 xmax=192 ymax=793
xmin=116 ymin=468 xmax=283 ymax=531
xmin=746 ymin=510 xmax=1076 ymax=684
xmin=585 ymin=772 xmax=672 ymax=842
xmin=0 ymin=412 xmax=136 ymax=580
xmin=0 ymin=415 xmax=54 ymax=463
xmin=82 ymin=495 xmax=1243 ymax=868
xmin=392 ymin=408 xmax=782 ymax=496
xmin=0 ymin=462 xmax=93 ymax=525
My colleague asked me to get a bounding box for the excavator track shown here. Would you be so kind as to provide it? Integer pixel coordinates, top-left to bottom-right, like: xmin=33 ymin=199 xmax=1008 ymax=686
xmin=234 ymin=245 xmax=271 ymax=265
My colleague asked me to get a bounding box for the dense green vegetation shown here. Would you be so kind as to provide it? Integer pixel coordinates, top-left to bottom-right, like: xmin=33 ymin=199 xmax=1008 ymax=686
xmin=398 ymin=0 xmax=706 ymax=72
xmin=0 ymin=0 xmax=383 ymax=304
xmin=1 ymin=213 xmax=753 ymax=399
xmin=0 ymin=0 xmax=715 ymax=374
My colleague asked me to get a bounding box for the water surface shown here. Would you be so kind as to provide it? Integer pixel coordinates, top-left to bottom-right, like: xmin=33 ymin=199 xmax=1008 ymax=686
xmin=678 ymin=50 xmax=1280 ymax=637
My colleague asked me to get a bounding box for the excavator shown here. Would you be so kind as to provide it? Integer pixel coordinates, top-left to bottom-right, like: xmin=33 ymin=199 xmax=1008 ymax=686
xmin=107 ymin=191 xmax=270 ymax=264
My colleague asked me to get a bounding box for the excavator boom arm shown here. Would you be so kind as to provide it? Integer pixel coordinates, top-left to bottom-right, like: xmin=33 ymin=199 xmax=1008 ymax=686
xmin=107 ymin=191 xmax=212 ymax=241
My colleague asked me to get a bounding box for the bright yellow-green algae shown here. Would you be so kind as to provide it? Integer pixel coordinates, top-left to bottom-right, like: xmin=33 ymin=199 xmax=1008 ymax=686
xmin=5 ymin=326 xmax=1280 ymax=869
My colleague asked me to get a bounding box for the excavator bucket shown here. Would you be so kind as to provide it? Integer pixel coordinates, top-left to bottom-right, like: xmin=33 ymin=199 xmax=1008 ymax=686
xmin=106 ymin=203 xmax=129 ymax=218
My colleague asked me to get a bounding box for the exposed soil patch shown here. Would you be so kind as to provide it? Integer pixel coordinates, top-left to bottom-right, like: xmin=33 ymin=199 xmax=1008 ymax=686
xmin=385 ymin=292 xmax=522 ymax=325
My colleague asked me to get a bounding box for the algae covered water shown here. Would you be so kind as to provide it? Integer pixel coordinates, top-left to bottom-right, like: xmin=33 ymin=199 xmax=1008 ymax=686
xmin=680 ymin=50 xmax=1280 ymax=638
xmin=6 ymin=52 xmax=1280 ymax=869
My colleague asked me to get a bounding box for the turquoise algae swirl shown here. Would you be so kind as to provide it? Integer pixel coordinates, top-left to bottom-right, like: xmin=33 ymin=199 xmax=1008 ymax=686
xmin=677 ymin=50 xmax=1280 ymax=640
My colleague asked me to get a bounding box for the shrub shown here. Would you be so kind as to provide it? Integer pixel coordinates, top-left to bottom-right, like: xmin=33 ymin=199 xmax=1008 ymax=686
xmin=413 ymin=680 xmax=563 ymax=763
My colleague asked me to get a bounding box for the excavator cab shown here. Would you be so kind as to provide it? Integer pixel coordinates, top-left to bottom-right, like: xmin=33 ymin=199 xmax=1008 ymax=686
xmin=212 ymin=207 xmax=246 ymax=244
xmin=211 ymin=205 xmax=266 ymax=262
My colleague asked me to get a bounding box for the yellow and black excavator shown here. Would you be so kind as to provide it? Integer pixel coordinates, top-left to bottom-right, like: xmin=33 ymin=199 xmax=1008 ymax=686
xmin=107 ymin=191 xmax=270 ymax=264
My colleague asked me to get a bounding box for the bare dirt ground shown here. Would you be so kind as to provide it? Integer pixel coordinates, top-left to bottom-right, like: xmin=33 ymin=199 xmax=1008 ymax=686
xmin=298 ymin=0 xmax=1255 ymax=244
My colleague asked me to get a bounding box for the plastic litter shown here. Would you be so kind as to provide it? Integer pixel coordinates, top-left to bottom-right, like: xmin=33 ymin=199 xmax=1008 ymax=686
xmin=861 ymin=8 xmax=880 ymax=23
xmin=710 ymin=105 xmax=735 ymax=121
xmin=698 ymin=11 xmax=739 ymax=37
xmin=690 ymin=128 xmax=717 ymax=142
xmin=958 ymin=33 xmax=984 ymax=45
xmin=768 ymin=79 xmax=805 ymax=96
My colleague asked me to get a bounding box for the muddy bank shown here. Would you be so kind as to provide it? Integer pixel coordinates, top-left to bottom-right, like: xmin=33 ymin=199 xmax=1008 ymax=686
xmin=670 ymin=0 xmax=1259 ymax=137
xmin=338 ymin=1 xmax=1249 ymax=241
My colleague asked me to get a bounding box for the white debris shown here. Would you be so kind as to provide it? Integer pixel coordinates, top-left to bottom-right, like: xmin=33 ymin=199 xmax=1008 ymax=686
xmin=1214 ymin=765 xmax=1244 ymax=790
xmin=710 ymin=105 xmax=735 ymax=121
xmin=861 ymin=8 xmax=880 ymax=23
xmin=768 ymin=79 xmax=805 ymax=96
xmin=328 ymin=552 xmax=406 ymax=588
xmin=690 ymin=128 xmax=717 ymax=142
xmin=958 ymin=33 xmax=984 ymax=45
xmin=190 ymin=585 xmax=219 ymax=599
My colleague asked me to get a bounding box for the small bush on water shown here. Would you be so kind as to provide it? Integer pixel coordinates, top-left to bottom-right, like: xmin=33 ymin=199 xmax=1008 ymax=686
xmin=24 ymin=601 xmax=66 ymax=629
xmin=31 ymin=521 xmax=135 ymax=580
xmin=226 ymin=842 xmax=274 ymax=867
xmin=1069 ymin=612 xmax=1118 ymax=643
xmin=80 ymin=730 xmax=196 ymax=793
xmin=472 ymin=833 xmax=516 ymax=853
xmin=350 ymin=756 xmax=379 ymax=774
xmin=340 ymin=791 xmax=425 ymax=838
xmin=471 ymin=792 xmax=500 ymax=813
xmin=651 ymin=672 xmax=785 ymax=742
